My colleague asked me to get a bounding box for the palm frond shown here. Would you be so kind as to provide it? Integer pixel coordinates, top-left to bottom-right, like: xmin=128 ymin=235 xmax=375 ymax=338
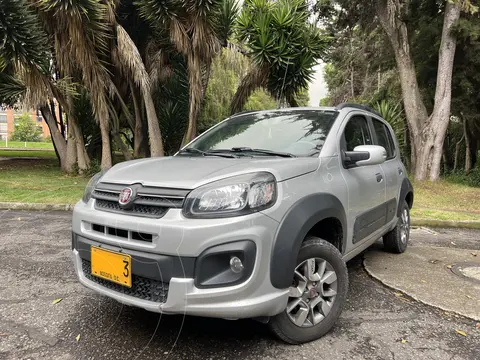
xmin=216 ymin=0 xmax=241 ymax=46
xmin=114 ymin=24 xmax=151 ymax=92
xmin=0 ymin=0 xmax=49 ymax=68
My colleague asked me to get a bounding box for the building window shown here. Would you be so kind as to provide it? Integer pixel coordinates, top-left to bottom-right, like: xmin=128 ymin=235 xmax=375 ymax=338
xmin=0 ymin=114 xmax=7 ymax=140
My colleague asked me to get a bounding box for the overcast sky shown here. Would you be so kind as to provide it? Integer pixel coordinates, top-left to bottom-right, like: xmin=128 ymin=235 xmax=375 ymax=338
xmin=308 ymin=63 xmax=328 ymax=106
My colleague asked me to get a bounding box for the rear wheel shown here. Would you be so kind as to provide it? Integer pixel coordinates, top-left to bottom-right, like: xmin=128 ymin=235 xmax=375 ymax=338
xmin=383 ymin=200 xmax=410 ymax=253
xmin=269 ymin=237 xmax=348 ymax=344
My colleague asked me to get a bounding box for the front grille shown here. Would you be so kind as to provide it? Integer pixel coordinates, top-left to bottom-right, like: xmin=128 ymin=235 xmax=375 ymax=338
xmin=81 ymin=259 xmax=169 ymax=303
xmin=90 ymin=223 xmax=153 ymax=243
xmin=92 ymin=183 xmax=190 ymax=219
xmin=95 ymin=199 xmax=168 ymax=218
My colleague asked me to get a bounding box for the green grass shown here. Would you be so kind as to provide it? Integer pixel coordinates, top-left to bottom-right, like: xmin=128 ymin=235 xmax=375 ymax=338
xmin=0 ymin=157 xmax=88 ymax=204
xmin=0 ymin=140 xmax=54 ymax=149
xmin=411 ymin=180 xmax=480 ymax=221
xmin=0 ymin=149 xmax=57 ymax=159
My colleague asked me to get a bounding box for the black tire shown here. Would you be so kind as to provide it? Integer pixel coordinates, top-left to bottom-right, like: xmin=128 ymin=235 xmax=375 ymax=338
xmin=383 ymin=200 xmax=410 ymax=254
xmin=269 ymin=237 xmax=348 ymax=344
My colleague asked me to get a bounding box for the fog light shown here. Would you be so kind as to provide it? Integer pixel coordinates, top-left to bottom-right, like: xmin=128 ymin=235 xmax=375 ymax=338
xmin=230 ymin=256 xmax=244 ymax=273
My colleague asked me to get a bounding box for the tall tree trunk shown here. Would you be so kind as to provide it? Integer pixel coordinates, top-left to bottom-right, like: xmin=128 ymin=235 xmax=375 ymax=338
xmin=99 ymin=118 xmax=112 ymax=169
xmin=286 ymin=93 xmax=299 ymax=107
xmin=184 ymin=54 xmax=203 ymax=145
xmin=454 ymin=131 xmax=464 ymax=171
xmin=376 ymin=0 xmax=461 ymax=181
xmin=131 ymin=84 xmax=146 ymax=158
xmin=65 ymin=115 xmax=77 ymax=173
xmin=426 ymin=1 xmax=461 ymax=181
xmin=143 ymin=89 xmax=164 ymax=157
xmin=70 ymin=115 xmax=90 ymax=172
xmin=361 ymin=62 xmax=371 ymax=97
xmin=465 ymin=118 xmax=472 ymax=173
xmin=58 ymin=103 xmax=65 ymax=139
xmin=40 ymin=105 xmax=68 ymax=168
xmin=112 ymin=131 xmax=134 ymax=161
xmin=350 ymin=62 xmax=355 ymax=99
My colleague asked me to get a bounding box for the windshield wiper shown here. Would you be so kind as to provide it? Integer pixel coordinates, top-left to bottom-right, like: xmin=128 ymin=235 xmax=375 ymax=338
xmin=211 ymin=147 xmax=296 ymax=158
xmin=177 ymin=147 xmax=237 ymax=158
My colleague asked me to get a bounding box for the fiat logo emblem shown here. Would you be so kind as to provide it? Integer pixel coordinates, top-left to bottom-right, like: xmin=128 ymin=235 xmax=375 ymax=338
xmin=119 ymin=187 xmax=134 ymax=207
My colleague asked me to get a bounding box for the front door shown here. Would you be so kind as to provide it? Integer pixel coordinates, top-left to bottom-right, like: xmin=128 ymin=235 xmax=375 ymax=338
xmin=339 ymin=114 xmax=386 ymax=250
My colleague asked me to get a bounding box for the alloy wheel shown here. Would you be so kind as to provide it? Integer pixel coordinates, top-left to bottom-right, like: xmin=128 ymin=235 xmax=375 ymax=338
xmin=286 ymin=258 xmax=337 ymax=327
xmin=400 ymin=208 xmax=410 ymax=244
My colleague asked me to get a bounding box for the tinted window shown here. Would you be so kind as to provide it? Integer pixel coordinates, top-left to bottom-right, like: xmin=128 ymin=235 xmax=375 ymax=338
xmin=188 ymin=110 xmax=339 ymax=157
xmin=343 ymin=116 xmax=372 ymax=151
xmin=372 ymin=119 xmax=395 ymax=159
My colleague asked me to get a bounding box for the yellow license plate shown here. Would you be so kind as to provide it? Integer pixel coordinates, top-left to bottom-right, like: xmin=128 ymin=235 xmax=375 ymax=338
xmin=91 ymin=246 xmax=132 ymax=288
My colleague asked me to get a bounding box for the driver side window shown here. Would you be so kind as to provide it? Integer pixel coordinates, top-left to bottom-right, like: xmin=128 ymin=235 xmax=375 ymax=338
xmin=342 ymin=116 xmax=373 ymax=151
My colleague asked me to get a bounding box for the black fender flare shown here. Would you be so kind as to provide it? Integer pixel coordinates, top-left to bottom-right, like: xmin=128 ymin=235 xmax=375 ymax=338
xmin=397 ymin=177 xmax=414 ymax=216
xmin=270 ymin=193 xmax=347 ymax=289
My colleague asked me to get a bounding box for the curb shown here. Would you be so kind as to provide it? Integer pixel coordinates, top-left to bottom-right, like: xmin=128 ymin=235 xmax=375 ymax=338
xmin=363 ymin=257 xmax=480 ymax=322
xmin=411 ymin=218 xmax=480 ymax=229
xmin=0 ymin=202 xmax=74 ymax=211
xmin=0 ymin=148 xmax=55 ymax=151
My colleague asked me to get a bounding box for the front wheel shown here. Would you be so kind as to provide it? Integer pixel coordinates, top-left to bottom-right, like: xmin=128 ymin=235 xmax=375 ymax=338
xmin=269 ymin=237 xmax=348 ymax=344
xmin=383 ymin=200 xmax=410 ymax=254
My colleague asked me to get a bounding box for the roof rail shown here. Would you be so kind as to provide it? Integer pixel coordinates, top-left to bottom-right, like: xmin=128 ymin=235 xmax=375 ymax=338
xmin=230 ymin=110 xmax=258 ymax=117
xmin=335 ymin=103 xmax=382 ymax=118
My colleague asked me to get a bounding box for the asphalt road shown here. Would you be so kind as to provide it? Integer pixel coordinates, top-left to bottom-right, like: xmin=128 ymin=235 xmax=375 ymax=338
xmin=0 ymin=210 xmax=479 ymax=360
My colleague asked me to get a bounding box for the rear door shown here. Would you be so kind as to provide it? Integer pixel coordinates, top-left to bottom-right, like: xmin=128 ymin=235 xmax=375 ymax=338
xmin=370 ymin=117 xmax=399 ymax=225
xmin=338 ymin=114 xmax=386 ymax=249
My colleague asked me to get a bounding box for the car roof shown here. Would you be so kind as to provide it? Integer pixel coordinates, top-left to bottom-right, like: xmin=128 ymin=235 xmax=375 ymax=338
xmin=230 ymin=103 xmax=381 ymax=118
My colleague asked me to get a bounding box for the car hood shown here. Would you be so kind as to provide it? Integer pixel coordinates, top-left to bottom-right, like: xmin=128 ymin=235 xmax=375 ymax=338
xmin=100 ymin=156 xmax=319 ymax=189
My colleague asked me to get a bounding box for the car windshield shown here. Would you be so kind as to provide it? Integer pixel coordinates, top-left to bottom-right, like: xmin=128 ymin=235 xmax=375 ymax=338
xmin=184 ymin=109 xmax=339 ymax=157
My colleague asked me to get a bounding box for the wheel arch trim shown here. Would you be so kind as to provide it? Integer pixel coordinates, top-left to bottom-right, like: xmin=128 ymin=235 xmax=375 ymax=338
xmin=270 ymin=193 xmax=347 ymax=289
xmin=397 ymin=177 xmax=414 ymax=217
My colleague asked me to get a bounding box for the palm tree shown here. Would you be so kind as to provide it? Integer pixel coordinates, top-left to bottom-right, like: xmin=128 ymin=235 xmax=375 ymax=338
xmin=230 ymin=0 xmax=330 ymax=114
xmin=110 ymin=3 xmax=166 ymax=157
xmin=136 ymin=0 xmax=238 ymax=144
xmin=32 ymin=0 xmax=117 ymax=168
xmin=0 ymin=0 xmax=78 ymax=171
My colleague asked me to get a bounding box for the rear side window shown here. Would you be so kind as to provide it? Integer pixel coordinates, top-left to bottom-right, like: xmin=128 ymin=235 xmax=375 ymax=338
xmin=372 ymin=119 xmax=395 ymax=159
xmin=343 ymin=116 xmax=373 ymax=151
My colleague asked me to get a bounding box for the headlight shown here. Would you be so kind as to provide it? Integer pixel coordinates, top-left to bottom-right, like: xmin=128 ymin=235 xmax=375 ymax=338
xmin=82 ymin=170 xmax=106 ymax=203
xmin=183 ymin=172 xmax=277 ymax=218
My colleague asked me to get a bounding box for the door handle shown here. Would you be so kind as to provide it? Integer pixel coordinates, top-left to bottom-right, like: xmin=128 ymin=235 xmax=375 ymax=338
xmin=376 ymin=173 xmax=383 ymax=183
xmin=398 ymin=167 xmax=403 ymax=175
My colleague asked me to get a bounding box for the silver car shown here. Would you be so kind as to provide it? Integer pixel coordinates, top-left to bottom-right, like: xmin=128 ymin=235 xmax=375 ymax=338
xmin=72 ymin=104 xmax=413 ymax=344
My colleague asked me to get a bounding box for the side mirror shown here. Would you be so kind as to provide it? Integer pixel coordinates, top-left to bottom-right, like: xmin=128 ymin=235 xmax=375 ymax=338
xmin=344 ymin=145 xmax=387 ymax=167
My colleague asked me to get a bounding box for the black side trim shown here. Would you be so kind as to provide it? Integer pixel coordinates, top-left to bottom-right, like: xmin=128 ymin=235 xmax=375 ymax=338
xmin=73 ymin=234 xmax=195 ymax=282
xmin=270 ymin=194 xmax=347 ymax=289
xmin=353 ymin=198 xmax=397 ymax=243
xmin=397 ymin=178 xmax=414 ymax=216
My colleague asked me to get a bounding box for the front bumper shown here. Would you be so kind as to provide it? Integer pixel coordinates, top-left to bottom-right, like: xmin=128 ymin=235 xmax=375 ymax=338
xmin=71 ymin=200 xmax=289 ymax=319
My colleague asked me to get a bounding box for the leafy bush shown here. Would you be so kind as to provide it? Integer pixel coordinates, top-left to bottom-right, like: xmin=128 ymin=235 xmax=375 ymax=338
xmin=444 ymin=168 xmax=480 ymax=187
xmin=11 ymin=113 xmax=43 ymax=142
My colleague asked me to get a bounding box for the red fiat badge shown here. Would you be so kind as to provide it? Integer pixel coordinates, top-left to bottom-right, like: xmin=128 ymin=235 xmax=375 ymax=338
xmin=119 ymin=187 xmax=133 ymax=206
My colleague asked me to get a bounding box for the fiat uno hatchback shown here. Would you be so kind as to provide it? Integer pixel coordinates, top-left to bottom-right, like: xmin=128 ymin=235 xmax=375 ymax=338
xmin=72 ymin=103 xmax=413 ymax=344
